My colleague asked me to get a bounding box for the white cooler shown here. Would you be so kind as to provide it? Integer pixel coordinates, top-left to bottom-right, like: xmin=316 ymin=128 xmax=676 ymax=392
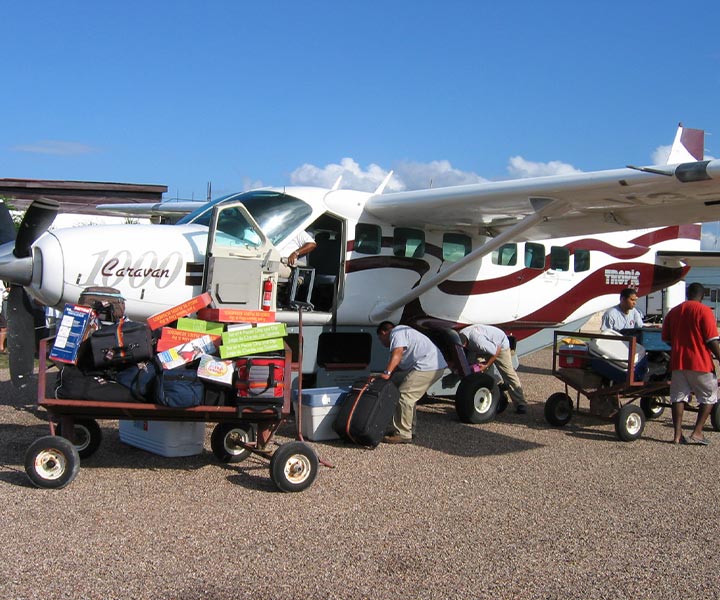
xmin=119 ymin=420 xmax=206 ymax=457
xmin=292 ymin=387 xmax=349 ymax=441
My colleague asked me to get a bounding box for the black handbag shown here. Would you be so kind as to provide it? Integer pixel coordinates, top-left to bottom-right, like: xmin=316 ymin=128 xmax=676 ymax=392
xmin=89 ymin=319 xmax=153 ymax=369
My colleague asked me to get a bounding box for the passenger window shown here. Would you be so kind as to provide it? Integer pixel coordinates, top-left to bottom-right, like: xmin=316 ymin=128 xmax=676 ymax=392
xmin=524 ymin=243 xmax=545 ymax=269
xmin=492 ymin=243 xmax=518 ymax=266
xmin=393 ymin=228 xmax=425 ymax=258
xmin=573 ymin=249 xmax=590 ymax=272
xmin=443 ymin=233 xmax=471 ymax=262
xmin=550 ymin=246 xmax=570 ymax=271
xmin=354 ymin=223 xmax=381 ymax=255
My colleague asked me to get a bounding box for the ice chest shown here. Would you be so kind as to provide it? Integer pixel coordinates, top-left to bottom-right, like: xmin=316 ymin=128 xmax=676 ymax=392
xmin=558 ymin=344 xmax=589 ymax=368
xmin=292 ymin=387 xmax=349 ymax=441
xmin=587 ymin=334 xmax=648 ymax=384
xmin=119 ymin=420 xmax=205 ymax=457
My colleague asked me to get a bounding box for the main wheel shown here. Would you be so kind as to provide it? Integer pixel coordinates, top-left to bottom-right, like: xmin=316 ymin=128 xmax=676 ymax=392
xmin=544 ymin=392 xmax=573 ymax=426
xmin=210 ymin=422 xmax=255 ymax=463
xmin=269 ymin=441 xmax=319 ymax=493
xmin=640 ymin=397 xmax=666 ymax=420
xmin=56 ymin=418 xmax=103 ymax=459
xmin=25 ymin=435 xmax=80 ymax=489
xmin=711 ymin=402 xmax=720 ymax=432
xmin=615 ymin=404 xmax=645 ymax=441
xmin=455 ymin=373 xmax=499 ymax=424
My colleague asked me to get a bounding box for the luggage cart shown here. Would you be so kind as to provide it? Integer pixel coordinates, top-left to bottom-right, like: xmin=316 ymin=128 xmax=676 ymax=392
xmin=544 ymin=330 xmax=720 ymax=441
xmin=25 ymin=337 xmax=324 ymax=492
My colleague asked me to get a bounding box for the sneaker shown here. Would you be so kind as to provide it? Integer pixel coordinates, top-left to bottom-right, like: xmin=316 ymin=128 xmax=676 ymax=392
xmin=382 ymin=434 xmax=413 ymax=444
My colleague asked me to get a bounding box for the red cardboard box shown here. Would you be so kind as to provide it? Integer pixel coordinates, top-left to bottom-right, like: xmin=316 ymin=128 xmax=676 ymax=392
xmin=197 ymin=308 xmax=276 ymax=324
xmin=156 ymin=327 xmax=222 ymax=353
xmin=146 ymin=292 xmax=212 ymax=330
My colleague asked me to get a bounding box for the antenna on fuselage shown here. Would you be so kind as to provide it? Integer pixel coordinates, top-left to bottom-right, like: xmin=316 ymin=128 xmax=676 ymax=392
xmin=331 ymin=176 xmax=343 ymax=191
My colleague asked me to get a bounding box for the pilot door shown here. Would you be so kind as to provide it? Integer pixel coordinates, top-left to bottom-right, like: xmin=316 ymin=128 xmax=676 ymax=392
xmin=203 ymin=201 xmax=282 ymax=311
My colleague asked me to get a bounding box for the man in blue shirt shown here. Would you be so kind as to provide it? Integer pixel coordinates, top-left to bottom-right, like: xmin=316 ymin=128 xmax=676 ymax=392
xmin=601 ymin=288 xmax=645 ymax=331
xmin=377 ymin=321 xmax=447 ymax=444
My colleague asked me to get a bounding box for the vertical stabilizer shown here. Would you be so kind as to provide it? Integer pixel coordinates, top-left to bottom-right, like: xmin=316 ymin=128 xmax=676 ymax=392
xmin=667 ymin=123 xmax=704 ymax=164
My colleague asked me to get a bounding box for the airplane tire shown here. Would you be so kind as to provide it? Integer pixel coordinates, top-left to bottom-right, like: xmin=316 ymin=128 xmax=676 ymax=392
xmin=211 ymin=422 xmax=255 ymax=463
xmin=56 ymin=418 xmax=103 ymax=459
xmin=640 ymin=396 xmax=666 ymax=420
xmin=455 ymin=373 xmax=499 ymax=424
xmin=25 ymin=435 xmax=80 ymax=489
xmin=544 ymin=392 xmax=573 ymax=427
xmin=270 ymin=441 xmax=319 ymax=493
xmin=615 ymin=404 xmax=645 ymax=442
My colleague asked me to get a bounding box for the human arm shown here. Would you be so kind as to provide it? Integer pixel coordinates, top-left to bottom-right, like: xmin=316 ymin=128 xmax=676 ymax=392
xmin=287 ymin=241 xmax=317 ymax=267
xmin=379 ymin=347 xmax=405 ymax=380
xmin=477 ymin=344 xmax=502 ymax=373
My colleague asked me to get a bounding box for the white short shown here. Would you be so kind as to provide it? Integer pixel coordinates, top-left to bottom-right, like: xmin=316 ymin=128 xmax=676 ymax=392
xmin=669 ymin=370 xmax=718 ymax=405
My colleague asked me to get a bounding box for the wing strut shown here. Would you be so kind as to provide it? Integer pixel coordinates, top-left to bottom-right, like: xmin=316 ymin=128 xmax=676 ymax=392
xmin=368 ymin=197 xmax=566 ymax=322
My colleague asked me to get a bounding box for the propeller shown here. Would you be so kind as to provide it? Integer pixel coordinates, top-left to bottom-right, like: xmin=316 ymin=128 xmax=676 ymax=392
xmin=0 ymin=199 xmax=59 ymax=388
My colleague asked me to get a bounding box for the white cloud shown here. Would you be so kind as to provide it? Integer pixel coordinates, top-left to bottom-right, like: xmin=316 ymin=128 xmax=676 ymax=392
xmin=291 ymin=157 xmax=400 ymax=192
xmin=12 ymin=140 xmax=98 ymax=156
xmin=652 ymin=144 xmax=672 ymax=165
xmin=507 ymin=156 xmax=582 ymax=178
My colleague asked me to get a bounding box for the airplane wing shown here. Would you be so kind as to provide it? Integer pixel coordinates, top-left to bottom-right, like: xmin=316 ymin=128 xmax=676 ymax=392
xmin=95 ymin=201 xmax=205 ymax=218
xmin=364 ymin=160 xmax=720 ymax=241
xmin=656 ymin=250 xmax=720 ymax=268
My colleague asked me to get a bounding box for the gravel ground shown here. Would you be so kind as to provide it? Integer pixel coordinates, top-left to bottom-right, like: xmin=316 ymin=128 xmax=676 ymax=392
xmin=1 ymin=348 xmax=719 ymax=600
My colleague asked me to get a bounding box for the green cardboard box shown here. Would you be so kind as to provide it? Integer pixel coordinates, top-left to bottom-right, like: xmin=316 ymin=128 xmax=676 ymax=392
xmin=176 ymin=317 xmax=225 ymax=335
xmin=219 ymin=337 xmax=285 ymax=359
xmin=221 ymin=322 xmax=287 ymax=345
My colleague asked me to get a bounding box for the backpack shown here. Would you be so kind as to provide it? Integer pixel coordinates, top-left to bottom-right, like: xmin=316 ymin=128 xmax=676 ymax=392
xmin=78 ymin=286 xmax=126 ymax=323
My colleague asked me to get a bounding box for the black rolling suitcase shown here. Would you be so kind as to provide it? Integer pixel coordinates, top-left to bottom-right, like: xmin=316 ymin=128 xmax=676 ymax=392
xmin=333 ymin=377 xmax=399 ymax=447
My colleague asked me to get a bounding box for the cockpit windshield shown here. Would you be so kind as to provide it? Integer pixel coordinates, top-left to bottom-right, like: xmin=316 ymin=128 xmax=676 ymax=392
xmin=178 ymin=190 xmax=313 ymax=246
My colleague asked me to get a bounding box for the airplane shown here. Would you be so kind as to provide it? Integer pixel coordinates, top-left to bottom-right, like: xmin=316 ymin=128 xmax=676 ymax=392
xmin=1 ymin=123 xmax=719 ymax=425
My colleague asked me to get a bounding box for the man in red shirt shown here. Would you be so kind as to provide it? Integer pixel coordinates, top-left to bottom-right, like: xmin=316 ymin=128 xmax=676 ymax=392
xmin=662 ymin=282 xmax=720 ymax=445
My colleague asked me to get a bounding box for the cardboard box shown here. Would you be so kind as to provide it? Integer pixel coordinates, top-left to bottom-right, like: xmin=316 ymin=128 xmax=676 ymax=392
xmin=119 ymin=420 xmax=205 ymax=457
xmin=49 ymin=304 xmax=96 ymax=364
xmin=292 ymin=387 xmax=349 ymax=441
xmin=219 ymin=337 xmax=285 ymax=359
xmin=146 ymin=292 xmax=212 ymax=330
xmin=156 ymin=334 xmax=219 ymax=370
xmin=197 ymin=308 xmax=276 ymax=324
xmin=197 ymin=353 xmax=234 ymax=386
xmin=176 ymin=317 xmax=225 ymax=335
xmin=221 ymin=323 xmax=286 ymax=345
xmin=156 ymin=327 xmax=221 ymax=353
xmin=558 ymin=344 xmax=589 ymax=369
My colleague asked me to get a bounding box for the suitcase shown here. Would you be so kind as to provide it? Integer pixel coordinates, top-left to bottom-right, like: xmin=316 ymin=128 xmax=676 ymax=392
xmin=88 ymin=319 xmax=154 ymax=369
xmin=78 ymin=286 xmax=126 ymax=322
xmin=333 ymin=377 xmax=399 ymax=448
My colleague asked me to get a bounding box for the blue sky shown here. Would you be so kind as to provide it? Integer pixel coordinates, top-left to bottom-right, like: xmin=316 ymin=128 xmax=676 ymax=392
xmin=2 ymin=1 xmax=720 ymax=239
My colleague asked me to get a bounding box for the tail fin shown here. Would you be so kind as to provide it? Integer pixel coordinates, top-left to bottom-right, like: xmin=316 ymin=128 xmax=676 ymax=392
xmin=666 ymin=123 xmax=704 ymax=164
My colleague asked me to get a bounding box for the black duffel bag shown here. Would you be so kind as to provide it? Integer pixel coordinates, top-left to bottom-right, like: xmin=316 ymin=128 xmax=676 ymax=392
xmin=54 ymin=365 xmax=140 ymax=402
xmin=89 ymin=319 xmax=153 ymax=369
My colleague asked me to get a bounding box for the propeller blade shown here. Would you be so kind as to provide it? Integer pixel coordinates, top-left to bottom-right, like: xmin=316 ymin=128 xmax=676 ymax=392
xmin=0 ymin=201 xmax=17 ymax=245
xmin=7 ymin=285 xmax=38 ymax=388
xmin=14 ymin=198 xmax=59 ymax=259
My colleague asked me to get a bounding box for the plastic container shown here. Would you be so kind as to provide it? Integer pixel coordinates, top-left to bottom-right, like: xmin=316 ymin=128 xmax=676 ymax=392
xmin=119 ymin=420 xmax=205 ymax=457
xmin=292 ymin=387 xmax=349 ymax=441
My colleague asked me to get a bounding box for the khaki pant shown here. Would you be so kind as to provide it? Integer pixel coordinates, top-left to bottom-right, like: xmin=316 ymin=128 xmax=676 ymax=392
xmin=488 ymin=348 xmax=527 ymax=408
xmin=391 ymin=369 xmax=445 ymax=439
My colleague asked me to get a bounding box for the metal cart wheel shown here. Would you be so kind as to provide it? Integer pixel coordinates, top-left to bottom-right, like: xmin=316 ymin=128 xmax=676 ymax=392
xmin=455 ymin=373 xmax=499 ymax=424
xmin=615 ymin=404 xmax=645 ymax=441
xmin=210 ymin=422 xmax=255 ymax=463
xmin=56 ymin=418 xmax=103 ymax=459
xmin=640 ymin=397 xmax=666 ymax=420
xmin=24 ymin=435 xmax=80 ymax=489
xmin=544 ymin=392 xmax=573 ymax=426
xmin=270 ymin=441 xmax=319 ymax=493
xmin=711 ymin=403 xmax=720 ymax=432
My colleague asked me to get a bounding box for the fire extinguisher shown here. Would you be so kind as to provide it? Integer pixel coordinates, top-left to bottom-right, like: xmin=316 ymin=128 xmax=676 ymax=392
xmin=262 ymin=278 xmax=273 ymax=311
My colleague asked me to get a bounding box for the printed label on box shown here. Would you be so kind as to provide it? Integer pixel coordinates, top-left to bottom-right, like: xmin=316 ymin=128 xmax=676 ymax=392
xmin=156 ymin=327 xmax=222 ymax=353
xmin=49 ymin=304 xmax=96 ymax=364
xmin=197 ymin=308 xmax=276 ymax=324
xmin=197 ymin=353 xmax=234 ymax=386
xmin=219 ymin=337 xmax=285 ymax=359
xmin=221 ymin=322 xmax=286 ymax=345
xmin=157 ymin=334 xmax=219 ymax=370
xmin=147 ymin=292 xmax=212 ymax=330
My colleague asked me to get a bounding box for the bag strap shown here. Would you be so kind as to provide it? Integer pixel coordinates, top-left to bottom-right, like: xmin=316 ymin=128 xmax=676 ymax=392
xmin=244 ymin=358 xmax=280 ymax=397
xmin=344 ymin=377 xmax=373 ymax=446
